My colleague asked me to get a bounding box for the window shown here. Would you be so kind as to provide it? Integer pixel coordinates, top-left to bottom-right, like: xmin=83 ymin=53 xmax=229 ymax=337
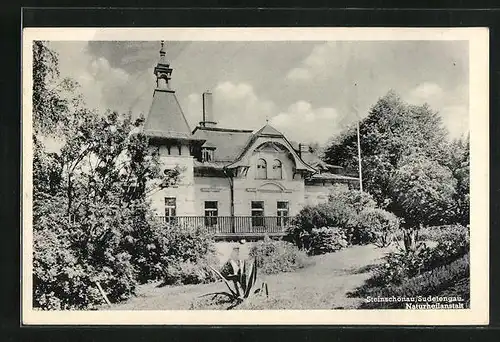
xmin=272 ymin=159 xmax=283 ymax=179
xmin=204 ymin=201 xmax=218 ymax=227
xmin=251 ymin=201 xmax=265 ymax=227
xmin=277 ymin=201 xmax=289 ymax=227
xmin=164 ymin=197 xmax=176 ymax=223
xmin=202 ymin=148 xmax=214 ymax=162
xmin=256 ymin=158 xmax=267 ymax=179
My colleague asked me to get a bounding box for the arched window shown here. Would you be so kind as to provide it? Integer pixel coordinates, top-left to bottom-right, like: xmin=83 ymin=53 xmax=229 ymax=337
xmin=272 ymin=159 xmax=282 ymax=179
xmin=256 ymin=158 xmax=267 ymax=179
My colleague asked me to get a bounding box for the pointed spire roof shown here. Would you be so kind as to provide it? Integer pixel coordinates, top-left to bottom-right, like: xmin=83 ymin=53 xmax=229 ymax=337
xmin=144 ymin=89 xmax=195 ymax=140
xmin=144 ymin=41 xmax=204 ymax=143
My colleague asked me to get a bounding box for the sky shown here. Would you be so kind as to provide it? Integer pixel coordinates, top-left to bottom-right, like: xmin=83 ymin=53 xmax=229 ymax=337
xmin=49 ymin=40 xmax=469 ymax=145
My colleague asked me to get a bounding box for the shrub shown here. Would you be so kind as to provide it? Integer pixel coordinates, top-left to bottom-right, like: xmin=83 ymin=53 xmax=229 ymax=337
xmin=133 ymin=222 xmax=216 ymax=283
xmin=307 ymin=227 xmax=349 ymax=256
xmin=354 ymin=229 xmax=470 ymax=296
xmin=328 ymin=185 xmax=377 ymax=214
xmin=249 ymin=237 xmax=310 ymax=274
xmin=33 ymin=196 xmax=139 ymax=310
xmin=288 ymin=202 xmax=356 ymax=248
xmin=162 ymin=259 xmax=217 ymax=286
xmin=359 ymin=254 xmax=469 ymax=308
xmin=288 ymin=187 xmax=378 ymax=250
xmin=417 ymin=224 xmax=469 ymax=244
xmin=356 ymin=208 xmax=400 ymax=247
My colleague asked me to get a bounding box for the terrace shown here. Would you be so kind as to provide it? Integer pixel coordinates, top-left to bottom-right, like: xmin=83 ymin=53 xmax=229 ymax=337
xmin=155 ymin=216 xmax=290 ymax=240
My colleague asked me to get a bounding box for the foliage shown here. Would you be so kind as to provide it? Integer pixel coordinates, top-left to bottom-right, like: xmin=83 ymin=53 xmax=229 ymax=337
xmin=359 ymin=254 xmax=469 ymax=309
xmin=33 ymin=193 xmax=138 ymax=310
xmin=328 ymin=185 xmax=377 ymax=214
xmin=447 ymin=136 xmax=470 ymax=225
xmin=287 ymin=187 xmax=375 ymax=249
xmin=324 ymin=91 xmax=450 ymax=208
xmin=356 ymin=228 xmax=470 ymax=293
xmin=204 ymin=259 xmax=269 ymax=309
xmin=418 ymin=224 xmax=470 ymax=244
xmin=249 ymin=237 xmax=311 ymax=274
xmin=306 ymin=227 xmax=349 ymax=255
xmin=33 ymin=41 xmax=82 ymax=136
xmin=32 ymin=42 xmax=184 ymax=310
xmin=162 ymin=259 xmax=217 ymax=286
xmin=357 ymin=208 xmax=400 ymax=247
xmin=137 ymin=223 xmax=217 ymax=284
xmin=389 ymin=155 xmax=457 ymax=228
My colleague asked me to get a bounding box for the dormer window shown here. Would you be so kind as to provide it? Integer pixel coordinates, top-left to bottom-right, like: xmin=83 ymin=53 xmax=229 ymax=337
xmin=256 ymin=158 xmax=267 ymax=179
xmin=202 ymin=148 xmax=214 ymax=162
xmin=272 ymin=159 xmax=283 ymax=179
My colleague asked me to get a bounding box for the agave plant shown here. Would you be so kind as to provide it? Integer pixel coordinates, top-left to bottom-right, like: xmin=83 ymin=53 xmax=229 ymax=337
xmin=204 ymin=259 xmax=268 ymax=308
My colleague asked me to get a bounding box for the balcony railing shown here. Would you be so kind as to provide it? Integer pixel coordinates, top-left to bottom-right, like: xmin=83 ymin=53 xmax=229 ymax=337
xmin=155 ymin=216 xmax=291 ymax=237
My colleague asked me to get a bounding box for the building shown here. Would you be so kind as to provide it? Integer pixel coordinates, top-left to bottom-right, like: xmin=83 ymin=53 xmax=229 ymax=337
xmin=143 ymin=42 xmax=359 ymax=237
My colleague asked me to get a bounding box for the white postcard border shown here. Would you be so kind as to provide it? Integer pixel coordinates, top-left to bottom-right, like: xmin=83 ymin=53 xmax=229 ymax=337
xmin=21 ymin=27 xmax=489 ymax=325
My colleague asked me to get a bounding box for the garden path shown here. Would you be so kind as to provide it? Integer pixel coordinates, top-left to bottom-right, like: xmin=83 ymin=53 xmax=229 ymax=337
xmin=106 ymin=244 xmax=395 ymax=310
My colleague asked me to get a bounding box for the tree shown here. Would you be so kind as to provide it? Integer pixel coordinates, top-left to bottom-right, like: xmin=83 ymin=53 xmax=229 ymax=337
xmin=31 ymin=42 xmax=182 ymax=309
xmin=389 ymin=154 xmax=457 ymax=251
xmin=33 ymin=41 xmax=81 ymax=136
xmin=448 ymin=135 xmax=470 ymax=225
xmin=323 ymin=91 xmax=450 ymax=207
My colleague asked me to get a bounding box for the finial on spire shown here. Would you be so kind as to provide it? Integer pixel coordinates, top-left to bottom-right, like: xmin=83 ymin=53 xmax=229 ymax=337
xmin=154 ymin=40 xmax=173 ymax=89
xmin=160 ymin=40 xmax=165 ymax=56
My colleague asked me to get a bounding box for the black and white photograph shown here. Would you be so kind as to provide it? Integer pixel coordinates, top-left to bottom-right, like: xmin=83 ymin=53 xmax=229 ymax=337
xmin=22 ymin=28 xmax=489 ymax=325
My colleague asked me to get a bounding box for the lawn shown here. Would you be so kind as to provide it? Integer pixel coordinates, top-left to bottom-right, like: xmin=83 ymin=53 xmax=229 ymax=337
xmin=103 ymin=244 xmax=396 ymax=310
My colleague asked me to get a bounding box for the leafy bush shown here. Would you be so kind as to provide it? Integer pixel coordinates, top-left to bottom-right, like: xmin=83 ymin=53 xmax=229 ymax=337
xmin=33 ymin=195 xmax=139 ymax=310
xmin=288 ymin=187 xmax=381 ymax=250
xmin=249 ymin=237 xmax=311 ymax=274
xmin=417 ymin=224 xmax=469 ymax=244
xmin=163 ymin=259 xmax=217 ymax=286
xmin=134 ymin=223 xmax=217 ymax=284
xmin=356 ymin=208 xmax=400 ymax=247
xmin=359 ymin=254 xmax=469 ymax=308
xmin=307 ymin=227 xmax=349 ymax=256
xmin=328 ymin=185 xmax=377 ymax=214
xmin=287 ymin=202 xmax=356 ymax=248
xmin=354 ymin=228 xmax=470 ymax=295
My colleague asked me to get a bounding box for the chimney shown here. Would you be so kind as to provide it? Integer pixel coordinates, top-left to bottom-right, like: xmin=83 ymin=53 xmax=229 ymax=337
xmin=201 ymin=91 xmax=217 ymax=128
xmin=299 ymin=143 xmax=310 ymax=157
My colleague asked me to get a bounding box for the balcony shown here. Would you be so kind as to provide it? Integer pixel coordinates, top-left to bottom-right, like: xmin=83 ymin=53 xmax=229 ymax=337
xmin=155 ymin=216 xmax=291 ymax=239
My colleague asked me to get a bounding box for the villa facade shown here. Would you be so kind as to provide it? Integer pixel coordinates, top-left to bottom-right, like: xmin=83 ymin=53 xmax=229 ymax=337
xmin=143 ymin=42 xmax=359 ymax=237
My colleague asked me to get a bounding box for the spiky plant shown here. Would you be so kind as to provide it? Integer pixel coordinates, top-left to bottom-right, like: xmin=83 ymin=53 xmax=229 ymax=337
xmin=203 ymin=259 xmax=268 ymax=308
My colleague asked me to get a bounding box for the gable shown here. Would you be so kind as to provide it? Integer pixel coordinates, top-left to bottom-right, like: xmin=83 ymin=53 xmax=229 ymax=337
xmin=227 ymin=135 xmax=316 ymax=173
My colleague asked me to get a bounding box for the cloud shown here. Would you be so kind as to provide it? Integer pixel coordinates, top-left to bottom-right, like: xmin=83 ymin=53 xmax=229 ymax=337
xmin=184 ymin=81 xmax=276 ymax=130
xmin=286 ymin=67 xmax=312 ymax=81
xmin=50 ymin=41 xmax=154 ymax=117
xmin=408 ymin=82 xmax=444 ymax=103
xmin=270 ymin=101 xmax=339 ymax=145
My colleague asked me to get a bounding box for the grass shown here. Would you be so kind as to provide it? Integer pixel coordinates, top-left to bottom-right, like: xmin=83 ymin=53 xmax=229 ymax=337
xmin=103 ymin=244 xmax=396 ymax=310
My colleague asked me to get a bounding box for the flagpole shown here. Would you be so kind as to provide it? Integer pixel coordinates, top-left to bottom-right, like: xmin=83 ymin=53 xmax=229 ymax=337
xmin=356 ymin=119 xmax=363 ymax=192
xmin=353 ymin=82 xmax=363 ymax=192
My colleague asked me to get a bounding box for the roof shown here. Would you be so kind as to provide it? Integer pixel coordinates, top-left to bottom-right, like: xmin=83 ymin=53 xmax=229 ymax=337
xmin=300 ymin=152 xmax=343 ymax=170
xmin=144 ymin=89 xmax=197 ymax=140
xmin=308 ymin=172 xmax=360 ymax=182
xmin=254 ymin=124 xmax=283 ymax=137
xmin=192 ymin=127 xmax=254 ymax=162
xmin=193 ymin=160 xmax=229 ymax=169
